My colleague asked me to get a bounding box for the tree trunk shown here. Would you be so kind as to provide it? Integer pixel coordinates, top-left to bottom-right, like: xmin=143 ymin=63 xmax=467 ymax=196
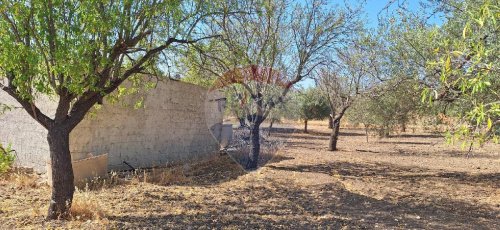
xmin=46 ymin=128 xmax=75 ymax=219
xmin=304 ymin=119 xmax=308 ymax=133
xmin=380 ymin=126 xmax=390 ymax=137
xmin=246 ymin=124 xmax=260 ymax=170
xmin=328 ymin=115 xmax=333 ymax=129
xmin=268 ymin=119 xmax=275 ymax=136
xmin=364 ymin=124 xmax=369 ymax=143
xmin=239 ymin=117 xmax=246 ymax=128
xmin=401 ymin=122 xmax=406 ymax=132
xmin=329 ymin=118 xmax=341 ymax=151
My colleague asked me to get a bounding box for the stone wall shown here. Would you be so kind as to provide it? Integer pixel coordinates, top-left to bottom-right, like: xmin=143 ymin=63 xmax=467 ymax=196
xmin=0 ymin=80 xmax=224 ymax=173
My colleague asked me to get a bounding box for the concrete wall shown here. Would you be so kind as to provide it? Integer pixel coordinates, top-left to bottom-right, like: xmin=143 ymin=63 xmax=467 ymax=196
xmin=0 ymin=79 xmax=224 ymax=173
xmin=0 ymin=89 xmax=56 ymax=172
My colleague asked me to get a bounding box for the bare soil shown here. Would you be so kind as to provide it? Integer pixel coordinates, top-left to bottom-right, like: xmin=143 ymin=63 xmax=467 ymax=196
xmin=1 ymin=120 xmax=499 ymax=229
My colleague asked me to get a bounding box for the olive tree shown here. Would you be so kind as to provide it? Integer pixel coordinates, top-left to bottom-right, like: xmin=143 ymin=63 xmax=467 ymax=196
xmin=295 ymin=87 xmax=330 ymax=133
xmin=0 ymin=0 xmax=221 ymax=219
xmin=347 ymin=79 xmax=428 ymax=138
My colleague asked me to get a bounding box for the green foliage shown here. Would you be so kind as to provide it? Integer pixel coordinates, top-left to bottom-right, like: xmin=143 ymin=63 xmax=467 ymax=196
xmin=0 ymin=103 xmax=12 ymax=115
xmin=0 ymin=143 xmax=15 ymax=173
xmin=0 ymin=0 xmax=220 ymax=131
xmin=223 ymin=85 xmax=248 ymax=120
xmin=179 ymin=41 xmax=220 ymax=87
xmin=379 ymin=0 xmax=499 ymax=145
xmin=295 ymin=88 xmax=330 ymax=122
xmin=420 ymin=0 xmax=499 ymax=144
xmin=1 ymin=1 xmax=179 ymax=99
xmin=347 ymin=79 xmax=427 ymax=136
xmin=178 ymin=0 xmax=362 ymax=131
xmin=105 ymin=75 xmax=158 ymax=109
xmin=181 ymin=75 xmax=216 ymax=88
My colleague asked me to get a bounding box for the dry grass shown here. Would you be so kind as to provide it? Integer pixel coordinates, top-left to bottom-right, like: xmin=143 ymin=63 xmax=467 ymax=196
xmin=69 ymin=189 xmax=107 ymax=221
xmin=77 ymin=171 xmax=125 ymax=191
xmin=141 ymin=167 xmax=192 ymax=186
xmin=13 ymin=174 xmax=39 ymax=189
xmin=1 ymin=121 xmax=498 ymax=229
xmin=129 ymin=154 xmax=242 ymax=186
xmin=0 ymin=168 xmax=39 ymax=189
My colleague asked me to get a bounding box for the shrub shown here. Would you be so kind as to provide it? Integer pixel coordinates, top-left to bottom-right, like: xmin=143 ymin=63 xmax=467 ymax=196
xmin=0 ymin=143 xmax=15 ymax=173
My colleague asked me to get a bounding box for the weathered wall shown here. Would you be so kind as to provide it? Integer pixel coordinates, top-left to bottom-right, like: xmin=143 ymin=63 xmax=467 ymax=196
xmin=0 ymin=90 xmax=56 ymax=171
xmin=0 ymin=80 xmax=224 ymax=173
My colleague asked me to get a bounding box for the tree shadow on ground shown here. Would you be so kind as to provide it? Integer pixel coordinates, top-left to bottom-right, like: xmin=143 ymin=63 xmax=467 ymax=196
xmin=104 ymin=128 xmax=498 ymax=228
xmin=104 ymin=155 xmax=248 ymax=188
xmin=108 ymin=174 xmax=499 ymax=229
xmin=378 ymin=141 xmax=433 ymax=145
xmin=286 ymin=141 xmax=327 ymax=150
xmin=354 ymin=146 xmax=500 ymax=159
xmin=306 ymin=129 xmax=367 ymax=137
xmin=262 ymin=127 xmax=297 ymax=134
xmin=268 ymin=162 xmax=500 ymax=187
xmin=394 ymin=133 xmax=444 ymax=139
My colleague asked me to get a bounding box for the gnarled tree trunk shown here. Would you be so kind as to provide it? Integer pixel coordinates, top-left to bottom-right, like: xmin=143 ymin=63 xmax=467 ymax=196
xmin=247 ymin=123 xmax=261 ymax=170
xmin=328 ymin=106 xmax=349 ymax=151
xmin=46 ymin=127 xmax=75 ymax=219
xmin=329 ymin=117 xmax=341 ymax=151
xmin=267 ymin=119 xmax=275 ymax=136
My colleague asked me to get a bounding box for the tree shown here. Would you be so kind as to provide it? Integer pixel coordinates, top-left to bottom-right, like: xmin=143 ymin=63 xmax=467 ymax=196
xmin=295 ymin=87 xmax=330 ymax=133
xmin=422 ymin=0 xmax=499 ymax=145
xmin=0 ymin=0 xmax=219 ymax=219
xmin=347 ymin=79 xmax=428 ymax=138
xmin=383 ymin=0 xmax=499 ymax=146
xmin=186 ymin=0 xmax=362 ymax=169
xmin=317 ymin=35 xmax=380 ymax=151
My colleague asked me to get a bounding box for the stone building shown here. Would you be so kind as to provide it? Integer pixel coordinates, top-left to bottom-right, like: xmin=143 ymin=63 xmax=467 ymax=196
xmin=0 ymin=80 xmax=225 ymax=173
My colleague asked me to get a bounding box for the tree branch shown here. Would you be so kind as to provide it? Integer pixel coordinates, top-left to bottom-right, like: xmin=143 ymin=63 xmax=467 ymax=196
xmin=0 ymin=82 xmax=53 ymax=129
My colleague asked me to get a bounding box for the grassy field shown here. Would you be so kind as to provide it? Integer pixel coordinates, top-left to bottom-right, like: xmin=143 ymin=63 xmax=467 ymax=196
xmin=1 ymin=120 xmax=499 ymax=229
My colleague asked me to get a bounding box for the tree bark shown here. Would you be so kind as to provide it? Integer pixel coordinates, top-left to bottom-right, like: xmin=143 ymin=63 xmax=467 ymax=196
xmin=329 ymin=117 xmax=341 ymax=151
xmin=246 ymin=124 xmax=261 ymax=170
xmin=328 ymin=115 xmax=333 ymax=129
xmin=364 ymin=124 xmax=369 ymax=143
xmin=268 ymin=119 xmax=275 ymax=136
xmin=304 ymin=119 xmax=308 ymax=133
xmin=239 ymin=117 xmax=246 ymax=128
xmin=46 ymin=127 xmax=75 ymax=219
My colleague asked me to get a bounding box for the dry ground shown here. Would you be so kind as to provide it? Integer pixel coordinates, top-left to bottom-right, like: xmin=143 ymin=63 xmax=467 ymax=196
xmin=1 ymin=120 xmax=499 ymax=229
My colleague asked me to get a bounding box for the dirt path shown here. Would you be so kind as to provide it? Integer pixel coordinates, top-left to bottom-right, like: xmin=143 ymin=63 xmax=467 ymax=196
xmin=1 ymin=121 xmax=499 ymax=229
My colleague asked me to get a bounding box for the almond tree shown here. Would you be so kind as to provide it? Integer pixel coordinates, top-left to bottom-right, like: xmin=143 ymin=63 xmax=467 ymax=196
xmin=186 ymin=0 xmax=363 ymax=169
xmin=0 ymin=0 xmax=221 ymax=219
xmin=381 ymin=0 xmax=499 ymax=147
xmin=317 ymin=36 xmax=383 ymax=151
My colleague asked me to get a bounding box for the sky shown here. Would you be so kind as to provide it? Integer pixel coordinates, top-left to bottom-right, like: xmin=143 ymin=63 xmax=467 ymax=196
xmin=297 ymin=0 xmax=444 ymax=88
